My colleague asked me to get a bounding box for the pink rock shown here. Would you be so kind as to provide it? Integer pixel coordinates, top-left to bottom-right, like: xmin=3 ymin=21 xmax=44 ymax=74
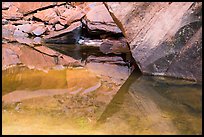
xmin=2 ymin=44 xmax=21 ymax=69
xmin=13 ymin=2 xmax=57 ymax=15
xmin=55 ymin=24 xmax=64 ymax=31
xmin=34 ymin=8 xmax=58 ymax=22
xmin=2 ymin=5 xmax=23 ymax=20
xmin=61 ymin=7 xmax=85 ymax=25
xmin=32 ymin=26 xmax=47 ymax=36
xmin=85 ymin=3 xmax=122 ymax=35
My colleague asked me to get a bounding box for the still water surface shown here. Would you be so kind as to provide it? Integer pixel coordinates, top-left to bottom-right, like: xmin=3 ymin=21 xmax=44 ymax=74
xmin=2 ymin=66 xmax=202 ymax=135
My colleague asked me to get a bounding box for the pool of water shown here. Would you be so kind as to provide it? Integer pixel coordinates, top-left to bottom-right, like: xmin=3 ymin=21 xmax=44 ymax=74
xmin=2 ymin=66 xmax=202 ymax=135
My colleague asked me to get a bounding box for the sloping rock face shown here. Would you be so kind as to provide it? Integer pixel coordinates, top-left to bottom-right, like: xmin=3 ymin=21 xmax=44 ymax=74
xmin=105 ymin=2 xmax=202 ymax=83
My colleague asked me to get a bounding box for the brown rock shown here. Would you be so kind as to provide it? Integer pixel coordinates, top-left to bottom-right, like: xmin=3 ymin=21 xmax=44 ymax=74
xmin=13 ymin=2 xmax=56 ymax=15
xmin=85 ymin=3 xmax=122 ymax=35
xmin=33 ymin=8 xmax=58 ymax=22
xmin=86 ymin=55 xmax=127 ymax=66
xmin=105 ymin=2 xmax=202 ymax=82
xmin=43 ymin=21 xmax=82 ymax=44
xmin=100 ymin=38 xmax=130 ymax=54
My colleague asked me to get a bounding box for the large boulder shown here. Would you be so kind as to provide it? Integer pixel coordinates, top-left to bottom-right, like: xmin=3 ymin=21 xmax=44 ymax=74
xmin=105 ymin=2 xmax=202 ymax=83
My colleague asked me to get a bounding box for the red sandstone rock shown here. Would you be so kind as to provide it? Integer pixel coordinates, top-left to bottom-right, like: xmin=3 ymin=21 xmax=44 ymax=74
xmin=2 ymin=44 xmax=21 ymax=69
xmin=2 ymin=2 xmax=12 ymax=10
xmin=105 ymin=2 xmax=202 ymax=82
xmin=13 ymin=2 xmax=56 ymax=15
xmin=2 ymin=5 xmax=23 ymax=20
xmin=33 ymin=8 xmax=58 ymax=22
xmin=55 ymin=24 xmax=64 ymax=31
xmin=84 ymin=3 xmax=122 ymax=35
xmin=2 ymin=43 xmax=81 ymax=70
xmin=61 ymin=7 xmax=85 ymax=26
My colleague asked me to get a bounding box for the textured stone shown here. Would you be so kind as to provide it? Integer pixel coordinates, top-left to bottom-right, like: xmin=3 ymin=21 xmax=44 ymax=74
xmin=33 ymin=8 xmax=58 ymax=22
xmin=85 ymin=3 xmax=122 ymax=35
xmin=105 ymin=2 xmax=202 ymax=82
xmin=13 ymin=2 xmax=56 ymax=15
xmin=2 ymin=5 xmax=23 ymax=20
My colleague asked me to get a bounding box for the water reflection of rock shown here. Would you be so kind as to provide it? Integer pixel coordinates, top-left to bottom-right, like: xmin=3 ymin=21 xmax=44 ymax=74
xmin=96 ymin=72 xmax=202 ymax=135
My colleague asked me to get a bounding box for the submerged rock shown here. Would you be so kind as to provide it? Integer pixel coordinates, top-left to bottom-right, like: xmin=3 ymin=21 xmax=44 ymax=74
xmin=66 ymin=69 xmax=101 ymax=94
xmin=100 ymin=38 xmax=130 ymax=55
xmin=86 ymin=55 xmax=127 ymax=66
xmin=43 ymin=21 xmax=82 ymax=44
xmin=105 ymin=2 xmax=202 ymax=82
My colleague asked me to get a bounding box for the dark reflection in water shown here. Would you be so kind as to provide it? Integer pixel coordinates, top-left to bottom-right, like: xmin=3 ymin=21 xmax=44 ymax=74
xmin=96 ymin=71 xmax=202 ymax=135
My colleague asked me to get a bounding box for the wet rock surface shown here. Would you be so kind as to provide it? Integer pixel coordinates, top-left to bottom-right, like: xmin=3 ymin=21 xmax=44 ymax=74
xmin=105 ymin=2 xmax=202 ymax=83
xmin=2 ymin=43 xmax=81 ymax=70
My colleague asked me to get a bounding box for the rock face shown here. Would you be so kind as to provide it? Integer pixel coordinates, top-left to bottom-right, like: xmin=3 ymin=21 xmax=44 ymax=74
xmin=105 ymin=2 xmax=202 ymax=83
